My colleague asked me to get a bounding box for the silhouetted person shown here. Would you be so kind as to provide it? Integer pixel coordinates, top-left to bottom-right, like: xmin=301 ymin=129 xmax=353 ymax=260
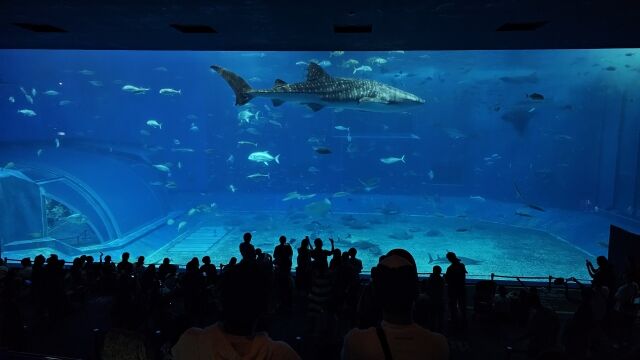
xmin=274 ymin=236 xmax=293 ymax=311
xmin=586 ymin=256 xmax=615 ymax=290
xmin=612 ymin=271 xmax=639 ymax=346
xmin=240 ymin=232 xmax=256 ymax=263
xmin=511 ymin=293 xmax=559 ymax=357
xmin=172 ymin=262 xmax=300 ymax=359
xmin=445 ymin=251 xmax=467 ymax=333
xmin=310 ymin=237 xmax=334 ymax=270
xmin=274 ymin=235 xmax=293 ymax=274
xmin=220 ymin=257 xmax=237 ymax=273
xmin=158 ymin=257 xmax=173 ymax=280
xmin=348 ymin=247 xmax=363 ymax=276
xmin=200 ymin=256 xmax=218 ymax=285
xmin=134 ymin=256 xmax=145 ymax=276
xmin=116 ymin=252 xmax=133 ymax=275
xmin=182 ymin=258 xmax=205 ymax=325
xmin=296 ymin=237 xmax=312 ymax=293
xmin=342 ymin=249 xmax=449 ymax=360
xmin=425 ymin=265 xmax=445 ymax=333
xmin=562 ymin=284 xmax=594 ymax=359
xmin=18 ymin=257 xmax=32 ymax=281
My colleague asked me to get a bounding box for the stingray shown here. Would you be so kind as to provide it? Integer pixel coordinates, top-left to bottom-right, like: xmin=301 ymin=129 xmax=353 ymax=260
xmin=502 ymin=108 xmax=535 ymax=135
xmin=388 ymin=230 xmax=413 ymax=240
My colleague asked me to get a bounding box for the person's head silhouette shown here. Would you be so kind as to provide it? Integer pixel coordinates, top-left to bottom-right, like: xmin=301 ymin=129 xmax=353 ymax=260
xmin=432 ymin=265 xmax=442 ymax=275
xmin=446 ymin=252 xmax=459 ymax=264
xmin=314 ymin=238 xmax=323 ymax=249
xmin=243 ymin=232 xmax=252 ymax=243
xmin=348 ymin=247 xmax=357 ymax=258
xmin=279 ymin=235 xmax=286 ymax=245
xmin=219 ymin=262 xmax=271 ymax=335
xmin=372 ymin=249 xmax=418 ymax=324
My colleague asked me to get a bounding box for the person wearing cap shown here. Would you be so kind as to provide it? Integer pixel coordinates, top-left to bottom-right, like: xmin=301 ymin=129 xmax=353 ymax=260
xmin=342 ymin=249 xmax=449 ymax=360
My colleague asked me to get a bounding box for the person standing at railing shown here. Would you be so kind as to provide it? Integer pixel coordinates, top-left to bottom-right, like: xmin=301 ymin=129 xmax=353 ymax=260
xmin=445 ymin=252 xmax=467 ymax=334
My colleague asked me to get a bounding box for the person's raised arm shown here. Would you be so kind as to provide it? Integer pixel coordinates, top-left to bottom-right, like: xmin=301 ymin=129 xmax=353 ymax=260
xmin=329 ymin=238 xmax=335 ymax=252
xmin=586 ymin=260 xmax=596 ymax=278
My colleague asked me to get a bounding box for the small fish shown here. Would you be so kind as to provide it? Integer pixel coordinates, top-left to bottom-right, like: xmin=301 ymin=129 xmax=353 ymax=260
xmin=159 ymin=88 xmax=182 ymax=96
xmin=248 ymin=151 xmax=280 ymax=165
xmin=527 ymin=204 xmax=546 ymax=212
xmin=89 ymin=80 xmax=103 ymax=87
xmin=31 ymin=88 xmax=37 ymax=97
xmin=353 ymin=65 xmax=373 ymax=74
xmin=190 ymin=123 xmax=199 ymax=132
xmin=456 ymin=228 xmax=469 ymax=232
xmin=8 ymin=96 xmax=15 ymax=103
xmin=237 ymin=109 xmax=260 ymax=123
xmin=188 ymin=208 xmax=198 ymax=216
xmin=55 ymin=138 xmax=60 ymax=148
xmin=528 ymin=107 xmax=536 ymax=113
xmin=329 ymin=51 xmax=345 ymax=57
xmin=57 ymin=131 xmax=66 ymax=136
xmin=238 ymin=141 xmax=258 ymax=147
xmin=247 ymin=173 xmax=270 ymax=179
xmin=122 ymin=84 xmax=150 ymax=94
xmin=410 ymin=133 xmax=421 ymax=139
xmin=167 ymin=218 xmax=175 ymax=225
xmin=153 ymin=164 xmax=171 ymax=172
xmin=308 ymin=166 xmax=320 ymax=173
xmin=177 ymin=161 xmax=182 ymax=169
xmin=515 ymin=211 xmax=533 ymax=218
xmin=173 ymin=139 xmax=181 ymax=145
xmin=58 ymin=100 xmax=72 ymax=106
xmin=146 ymin=120 xmax=162 ymax=129
xmin=178 ymin=221 xmax=187 ymax=231
xmin=171 ymin=148 xmax=195 ymax=153
xmin=78 ymin=69 xmax=95 ymax=75
xmin=17 ymin=109 xmax=36 ymax=117
xmin=428 ymin=170 xmax=434 ymax=180
xmin=469 ymin=196 xmax=486 ymax=202
xmin=604 ymin=66 xmax=616 ymax=71
xmin=332 ymin=192 xmax=350 ymax=198
xmin=228 ymin=184 xmax=238 ymax=193
xmin=342 ymin=59 xmax=360 ymax=68
xmin=314 ymin=147 xmax=332 ymax=154
xmin=555 ymin=134 xmax=573 ymax=141
xmin=317 ymin=60 xmax=332 ymax=67
xmin=295 ymin=61 xmax=309 ymax=66
xmin=334 ymin=125 xmax=350 ymax=131
xmin=165 ymin=181 xmax=177 ymax=189
xmin=388 ymin=50 xmax=405 ymax=54
xmin=380 ymin=155 xmax=405 ymax=164
xmin=526 ymin=93 xmax=544 ymax=101
xmin=227 ymin=154 xmax=235 ymax=164
xmin=25 ymin=94 xmax=34 ymax=104
xmin=44 ymin=90 xmax=59 ymax=96
xmin=4 ymin=162 xmax=15 ymax=169
xmin=269 ymin=120 xmax=283 ymax=128
xmin=154 ymin=66 xmax=169 ymax=72
xmin=37 ymin=149 xmax=43 ymax=157
xmin=368 ymin=57 xmax=388 ymax=65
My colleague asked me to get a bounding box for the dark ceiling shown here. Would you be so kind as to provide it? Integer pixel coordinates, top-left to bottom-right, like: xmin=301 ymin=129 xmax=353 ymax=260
xmin=2 ymin=0 xmax=640 ymax=51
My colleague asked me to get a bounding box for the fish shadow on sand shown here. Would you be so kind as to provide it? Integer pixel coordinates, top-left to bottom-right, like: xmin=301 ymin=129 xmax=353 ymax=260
xmin=388 ymin=229 xmax=413 ymax=240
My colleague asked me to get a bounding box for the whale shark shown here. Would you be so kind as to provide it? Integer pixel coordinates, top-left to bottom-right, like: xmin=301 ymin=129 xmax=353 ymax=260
xmin=211 ymin=62 xmax=425 ymax=112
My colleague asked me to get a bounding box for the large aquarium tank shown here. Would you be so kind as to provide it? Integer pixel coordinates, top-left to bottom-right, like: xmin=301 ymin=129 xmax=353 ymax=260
xmin=1 ymin=49 xmax=640 ymax=280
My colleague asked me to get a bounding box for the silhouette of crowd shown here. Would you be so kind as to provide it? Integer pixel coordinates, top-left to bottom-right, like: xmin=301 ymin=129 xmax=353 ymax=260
xmin=0 ymin=233 xmax=638 ymax=360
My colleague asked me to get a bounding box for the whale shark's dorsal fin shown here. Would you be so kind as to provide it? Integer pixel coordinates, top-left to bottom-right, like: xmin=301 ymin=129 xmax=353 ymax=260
xmin=307 ymin=63 xmax=331 ymax=82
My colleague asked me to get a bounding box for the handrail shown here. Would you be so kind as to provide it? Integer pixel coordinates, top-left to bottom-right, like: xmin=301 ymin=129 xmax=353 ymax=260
xmin=2 ymin=256 xmax=591 ymax=284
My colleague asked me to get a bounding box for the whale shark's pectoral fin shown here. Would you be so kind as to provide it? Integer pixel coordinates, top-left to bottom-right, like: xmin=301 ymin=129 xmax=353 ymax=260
xmin=359 ymin=96 xmax=389 ymax=104
xmin=272 ymin=99 xmax=285 ymax=107
xmin=304 ymin=103 xmax=325 ymax=112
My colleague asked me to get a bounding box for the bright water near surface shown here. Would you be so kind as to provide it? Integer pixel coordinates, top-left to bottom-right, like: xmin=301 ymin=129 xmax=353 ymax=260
xmin=2 ymin=49 xmax=640 ymax=280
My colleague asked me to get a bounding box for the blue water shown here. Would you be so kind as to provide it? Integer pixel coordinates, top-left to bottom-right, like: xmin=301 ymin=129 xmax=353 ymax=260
xmin=1 ymin=49 xmax=640 ymax=279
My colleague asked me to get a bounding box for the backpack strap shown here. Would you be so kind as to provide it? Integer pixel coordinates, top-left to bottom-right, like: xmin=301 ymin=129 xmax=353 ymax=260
xmin=376 ymin=324 xmax=393 ymax=360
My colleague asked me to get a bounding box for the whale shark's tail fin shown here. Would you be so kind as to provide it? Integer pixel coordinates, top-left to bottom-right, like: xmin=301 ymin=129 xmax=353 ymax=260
xmin=428 ymin=253 xmax=434 ymax=264
xmin=211 ymin=65 xmax=253 ymax=106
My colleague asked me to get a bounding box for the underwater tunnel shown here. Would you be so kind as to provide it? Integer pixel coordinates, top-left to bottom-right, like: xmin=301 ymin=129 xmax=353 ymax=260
xmin=0 ymin=143 xmax=173 ymax=256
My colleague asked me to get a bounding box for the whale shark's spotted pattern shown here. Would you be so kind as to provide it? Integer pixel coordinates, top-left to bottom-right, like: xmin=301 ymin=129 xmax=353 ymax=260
xmin=211 ymin=62 xmax=425 ymax=113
